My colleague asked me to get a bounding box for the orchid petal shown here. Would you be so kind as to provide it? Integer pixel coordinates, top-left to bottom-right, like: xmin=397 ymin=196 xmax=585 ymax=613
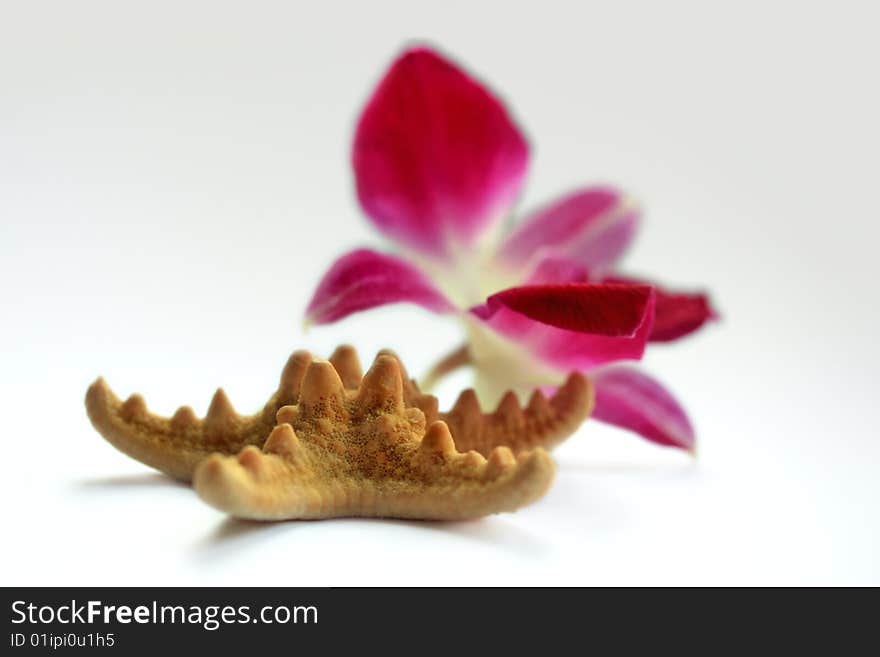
xmin=305 ymin=249 xmax=454 ymax=325
xmin=353 ymin=47 xmax=529 ymax=258
xmin=499 ymin=187 xmax=638 ymax=275
xmin=482 ymin=284 xmax=654 ymax=336
xmin=470 ymin=284 xmax=655 ymax=370
xmin=650 ymin=290 xmax=716 ymax=342
xmin=591 ymin=366 xmax=695 ymax=451
xmin=605 ymin=276 xmax=717 ymax=342
xmin=524 ymin=255 xmax=589 ymax=284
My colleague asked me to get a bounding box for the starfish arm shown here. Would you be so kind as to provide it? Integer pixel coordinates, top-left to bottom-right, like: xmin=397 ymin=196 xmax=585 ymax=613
xmin=85 ymin=345 xmax=592 ymax=486
xmin=376 ymin=350 xmax=594 ymax=455
xmin=193 ymin=356 xmax=556 ymax=521
xmin=84 ymin=350 xmax=315 ymax=481
xmin=194 ymin=435 xmax=554 ymax=521
xmin=437 ymin=373 xmax=593 ymax=456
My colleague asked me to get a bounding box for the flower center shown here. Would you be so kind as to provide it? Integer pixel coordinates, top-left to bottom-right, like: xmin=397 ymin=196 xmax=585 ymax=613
xmin=413 ymin=243 xmax=521 ymax=309
xmin=462 ymin=316 xmax=564 ymax=407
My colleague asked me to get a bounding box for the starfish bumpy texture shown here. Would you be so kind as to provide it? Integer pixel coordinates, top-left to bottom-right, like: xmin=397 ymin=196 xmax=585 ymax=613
xmin=196 ymin=355 xmax=554 ymax=520
xmin=86 ymin=346 xmax=592 ymax=480
xmin=86 ymin=350 xmax=314 ymax=482
xmin=86 ymin=346 xmax=593 ymax=520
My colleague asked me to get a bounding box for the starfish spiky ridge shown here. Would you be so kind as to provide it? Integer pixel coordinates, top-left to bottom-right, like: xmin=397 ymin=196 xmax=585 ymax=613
xmin=194 ymin=355 xmax=555 ymax=520
xmin=85 ymin=351 xmax=315 ymax=481
xmin=85 ymin=346 xmax=593 ymax=484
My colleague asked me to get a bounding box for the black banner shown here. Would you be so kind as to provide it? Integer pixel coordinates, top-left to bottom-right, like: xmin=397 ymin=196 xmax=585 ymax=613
xmin=3 ymin=587 xmax=572 ymax=652
xmin=1 ymin=587 xmax=872 ymax=652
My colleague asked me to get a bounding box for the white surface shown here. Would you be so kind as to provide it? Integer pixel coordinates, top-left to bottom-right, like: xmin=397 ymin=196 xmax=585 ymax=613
xmin=2 ymin=0 xmax=878 ymax=586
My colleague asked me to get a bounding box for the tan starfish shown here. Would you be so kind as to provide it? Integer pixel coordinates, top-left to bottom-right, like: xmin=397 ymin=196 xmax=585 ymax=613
xmin=194 ymin=355 xmax=555 ymax=520
xmin=85 ymin=350 xmax=313 ymax=481
xmin=85 ymin=346 xmax=592 ymax=483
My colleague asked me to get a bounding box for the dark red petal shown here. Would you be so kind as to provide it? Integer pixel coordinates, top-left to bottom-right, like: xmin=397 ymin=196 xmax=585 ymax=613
xmin=353 ymin=47 xmax=529 ymax=257
xmin=482 ymin=283 xmax=654 ymax=337
xmin=605 ymin=275 xmax=717 ymax=342
xmin=305 ymin=249 xmax=454 ymax=325
xmin=470 ymin=284 xmax=655 ymax=370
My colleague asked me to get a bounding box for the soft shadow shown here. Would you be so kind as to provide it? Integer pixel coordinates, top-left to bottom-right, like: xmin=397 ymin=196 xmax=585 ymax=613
xmin=383 ymin=517 xmax=549 ymax=557
xmin=74 ymin=473 xmax=187 ymax=490
xmin=193 ymin=514 xmax=548 ymax=562
xmin=193 ymin=517 xmax=299 ymax=561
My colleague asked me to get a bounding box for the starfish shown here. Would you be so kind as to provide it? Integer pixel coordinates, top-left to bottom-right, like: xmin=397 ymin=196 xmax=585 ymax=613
xmin=194 ymin=355 xmax=556 ymax=520
xmin=85 ymin=346 xmax=593 ymax=484
xmin=85 ymin=350 xmax=312 ymax=482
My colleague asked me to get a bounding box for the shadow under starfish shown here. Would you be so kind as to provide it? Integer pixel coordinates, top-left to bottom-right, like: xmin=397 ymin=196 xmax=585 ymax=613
xmin=74 ymin=473 xmax=188 ymax=490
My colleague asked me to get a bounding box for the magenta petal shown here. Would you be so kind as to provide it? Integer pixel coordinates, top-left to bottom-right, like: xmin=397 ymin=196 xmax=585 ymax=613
xmin=353 ymin=47 xmax=529 ymax=257
xmin=305 ymin=249 xmax=454 ymax=325
xmin=605 ymin=276 xmax=717 ymax=342
xmin=574 ymin=210 xmax=638 ymax=273
xmin=591 ymin=366 xmax=695 ymax=451
xmin=524 ymin=255 xmax=589 ymax=284
xmin=471 ymin=284 xmax=655 ymax=370
xmin=499 ymin=187 xmax=638 ymax=274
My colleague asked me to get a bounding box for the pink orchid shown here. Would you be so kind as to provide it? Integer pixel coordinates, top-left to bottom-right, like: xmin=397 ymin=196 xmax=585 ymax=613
xmin=305 ymin=46 xmax=715 ymax=452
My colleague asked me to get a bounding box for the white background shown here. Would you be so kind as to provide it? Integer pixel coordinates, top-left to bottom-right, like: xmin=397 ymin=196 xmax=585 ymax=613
xmin=2 ymin=0 xmax=878 ymax=585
